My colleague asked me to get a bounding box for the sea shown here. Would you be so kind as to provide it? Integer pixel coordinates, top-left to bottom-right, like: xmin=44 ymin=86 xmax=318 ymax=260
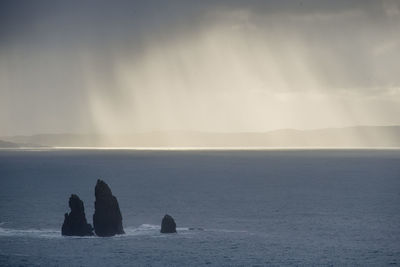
xmin=0 ymin=149 xmax=399 ymax=266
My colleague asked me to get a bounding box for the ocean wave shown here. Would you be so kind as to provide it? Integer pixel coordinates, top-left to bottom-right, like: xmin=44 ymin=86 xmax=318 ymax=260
xmin=122 ymin=224 xmax=160 ymax=236
xmin=0 ymin=224 xmax=244 ymax=239
xmin=0 ymin=227 xmax=62 ymax=239
xmin=0 ymin=224 xmax=168 ymax=239
xmin=123 ymin=224 xmax=192 ymax=237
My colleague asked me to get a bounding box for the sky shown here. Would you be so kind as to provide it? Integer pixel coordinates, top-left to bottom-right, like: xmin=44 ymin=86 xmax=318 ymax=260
xmin=0 ymin=0 xmax=399 ymax=136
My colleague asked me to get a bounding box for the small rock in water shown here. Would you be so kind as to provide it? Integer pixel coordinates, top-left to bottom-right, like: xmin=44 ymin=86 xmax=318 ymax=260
xmin=93 ymin=179 xmax=124 ymax=237
xmin=61 ymin=194 xmax=93 ymax=236
xmin=160 ymin=214 xmax=177 ymax=233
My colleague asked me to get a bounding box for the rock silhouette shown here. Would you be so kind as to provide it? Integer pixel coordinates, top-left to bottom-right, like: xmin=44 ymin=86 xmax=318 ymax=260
xmin=160 ymin=214 xmax=177 ymax=233
xmin=93 ymin=179 xmax=124 ymax=236
xmin=61 ymin=194 xmax=94 ymax=236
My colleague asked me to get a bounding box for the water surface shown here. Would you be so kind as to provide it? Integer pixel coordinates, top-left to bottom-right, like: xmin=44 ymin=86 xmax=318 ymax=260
xmin=0 ymin=149 xmax=399 ymax=266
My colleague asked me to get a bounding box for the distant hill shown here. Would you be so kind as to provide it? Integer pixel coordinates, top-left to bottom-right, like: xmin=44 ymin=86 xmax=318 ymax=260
xmin=0 ymin=140 xmax=20 ymax=148
xmin=2 ymin=126 xmax=400 ymax=148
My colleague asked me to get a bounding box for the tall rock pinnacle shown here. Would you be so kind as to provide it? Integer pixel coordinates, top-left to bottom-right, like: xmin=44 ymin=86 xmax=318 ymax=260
xmin=62 ymin=194 xmax=94 ymax=236
xmin=93 ymin=179 xmax=124 ymax=236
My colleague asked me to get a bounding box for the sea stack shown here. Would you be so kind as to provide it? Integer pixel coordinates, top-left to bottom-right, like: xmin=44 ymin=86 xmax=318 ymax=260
xmin=160 ymin=214 xmax=177 ymax=233
xmin=61 ymin=194 xmax=94 ymax=236
xmin=93 ymin=179 xmax=124 ymax=236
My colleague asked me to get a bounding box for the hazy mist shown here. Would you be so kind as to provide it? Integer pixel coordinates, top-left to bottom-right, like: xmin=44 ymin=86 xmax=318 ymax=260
xmin=1 ymin=0 xmax=399 ymax=146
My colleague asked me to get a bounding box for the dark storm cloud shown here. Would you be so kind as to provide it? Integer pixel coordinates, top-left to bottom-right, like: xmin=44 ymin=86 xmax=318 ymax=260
xmin=1 ymin=0 xmax=398 ymax=91
xmin=0 ymin=0 xmax=389 ymax=46
xmin=0 ymin=0 xmax=203 ymax=46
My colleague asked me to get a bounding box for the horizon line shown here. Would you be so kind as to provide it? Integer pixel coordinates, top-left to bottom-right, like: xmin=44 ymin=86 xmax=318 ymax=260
xmin=1 ymin=146 xmax=400 ymax=151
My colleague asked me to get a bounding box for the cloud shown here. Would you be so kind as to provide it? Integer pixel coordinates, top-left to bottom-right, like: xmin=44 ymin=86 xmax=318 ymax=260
xmin=0 ymin=0 xmax=399 ymax=135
